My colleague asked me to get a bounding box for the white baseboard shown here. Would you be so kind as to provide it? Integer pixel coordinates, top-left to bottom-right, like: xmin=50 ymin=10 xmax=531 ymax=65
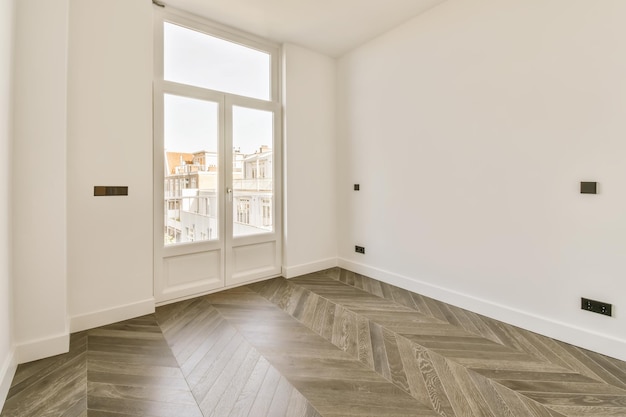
xmin=338 ymin=258 xmax=626 ymax=363
xmin=282 ymin=258 xmax=338 ymax=279
xmin=70 ymin=298 xmax=155 ymax=333
xmin=14 ymin=332 xmax=70 ymax=365
xmin=0 ymin=347 xmax=17 ymax=410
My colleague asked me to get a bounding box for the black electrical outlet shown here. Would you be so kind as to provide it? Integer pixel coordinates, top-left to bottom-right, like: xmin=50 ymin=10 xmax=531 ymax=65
xmin=581 ymin=297 xmax=612 ymax=317
xmin=355 ymin=245 xmax=365 ymax=254
xmin=354 ymin=184 xmax=360 ymax=191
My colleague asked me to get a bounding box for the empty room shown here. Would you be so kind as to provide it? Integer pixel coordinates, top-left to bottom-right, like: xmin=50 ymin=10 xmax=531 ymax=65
xmin=1 ymin=0 xmax=625 ymax=415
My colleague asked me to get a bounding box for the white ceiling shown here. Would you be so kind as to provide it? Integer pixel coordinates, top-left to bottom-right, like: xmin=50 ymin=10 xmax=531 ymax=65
xmin=160 ymin=0 xmax=447 ymax=57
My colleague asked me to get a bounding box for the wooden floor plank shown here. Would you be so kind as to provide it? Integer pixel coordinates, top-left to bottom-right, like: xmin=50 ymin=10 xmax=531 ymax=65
xmin=207 ymin=347 xmax=261 ymax=417
xmin=226 ymin=357 xmax=271 ymax=417
xmin=85 ymin=316 xmax=202 ymax=417
xmin=264 ymin=376 xmax=297 ymax=416
xmin=247 ymin=364 xmax=283 ymax=416
xmin=1 ymin=346 xmax=86 ymax=417
xmin=3 ymin=268 xmax=626 ymax=417
xmin=192 ymin=334 xmax=251 ymax=404
xmin=250 ymin=274 xmax=626 ymax=417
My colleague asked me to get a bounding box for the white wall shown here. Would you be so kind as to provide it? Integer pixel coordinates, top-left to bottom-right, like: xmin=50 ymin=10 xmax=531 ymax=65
xmin=67 ymin=0 xmax=154 ymax=331
xmin=9 ymin=0 xmax=334 ymax=363
xmin=12 ymin=0 xmax=70 ymax=363
xmin=282 ymin=44 xmax=338 ymax=277
xmin=337 ymin=0 xmax=626 ymax=360
xmin=0 ymin=0 xmax=16 ymax=406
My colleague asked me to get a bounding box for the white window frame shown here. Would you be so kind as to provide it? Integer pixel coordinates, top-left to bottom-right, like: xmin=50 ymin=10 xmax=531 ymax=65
xmin=153 ymin=7 xmax=281 ymax=103
xmin=153 ymin=4 xmax=284 ymax=302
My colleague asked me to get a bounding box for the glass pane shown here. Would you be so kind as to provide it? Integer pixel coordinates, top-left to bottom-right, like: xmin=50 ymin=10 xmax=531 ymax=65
xmin=232 ymin=106 xmax=274 ymax=237
xmin=164 ymin=22 xmax=271 ymax=101
xmin=164 ymin=94 xmax=219 ymax=245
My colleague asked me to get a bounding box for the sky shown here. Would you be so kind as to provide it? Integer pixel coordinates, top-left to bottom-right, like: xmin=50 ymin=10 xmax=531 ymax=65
xmin=163 ymin=22 xmax=273 ymax=155
xmin=164 ymin=95 xmax=272 ymax=155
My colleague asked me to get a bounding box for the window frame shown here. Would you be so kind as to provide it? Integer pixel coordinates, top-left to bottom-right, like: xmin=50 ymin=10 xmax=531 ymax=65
xmin=154 ymin=7 xmax=281 ymax=103
xmin=153 ymin=6 xmax=284 ymax=301
xmin=154 ymin=6 xmax=282 ymax=242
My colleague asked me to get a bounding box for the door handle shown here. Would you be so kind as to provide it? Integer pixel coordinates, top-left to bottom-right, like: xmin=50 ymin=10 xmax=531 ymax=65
xmin=227 ymin=187 xmax=232 ymax=202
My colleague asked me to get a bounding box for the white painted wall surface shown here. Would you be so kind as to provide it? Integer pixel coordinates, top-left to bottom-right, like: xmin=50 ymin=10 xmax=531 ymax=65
xmin=12 ymin=0 xmax=70 ymax=362
xmin=0 ymin=0 xmax=16 ymax=406
xmin=282 ymin=44 xmax=338 ymax=277
xmin=67 ymin=0 xmax=154 ymax=331
xmin=337 ymin=0 xmax=626 ymax=360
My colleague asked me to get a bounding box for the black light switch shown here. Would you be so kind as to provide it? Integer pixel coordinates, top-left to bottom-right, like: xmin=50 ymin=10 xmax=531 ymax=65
xmin=580 ymin=182 xmax=597 ymax=194
xmin=94 ymin=186 xmax=128 ymax=196
xmin=354 ymin=184 xmax=360 ymax=191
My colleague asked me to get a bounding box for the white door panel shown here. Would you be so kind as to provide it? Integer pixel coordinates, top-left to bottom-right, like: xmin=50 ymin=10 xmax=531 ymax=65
xmin=161 ymin=250 xmax=223 ymax=300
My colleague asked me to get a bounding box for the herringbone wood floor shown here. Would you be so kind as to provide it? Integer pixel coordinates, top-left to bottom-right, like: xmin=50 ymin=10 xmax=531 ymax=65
xmin=2 ymin=268 xmax=626 ymax=416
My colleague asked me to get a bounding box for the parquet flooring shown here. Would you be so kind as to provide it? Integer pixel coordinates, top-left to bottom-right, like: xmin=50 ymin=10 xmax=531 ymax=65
xmin=1 ymin=332 xmax=87 ymax=417
xmin=2 ymin=268 xmax=626 ymax=416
